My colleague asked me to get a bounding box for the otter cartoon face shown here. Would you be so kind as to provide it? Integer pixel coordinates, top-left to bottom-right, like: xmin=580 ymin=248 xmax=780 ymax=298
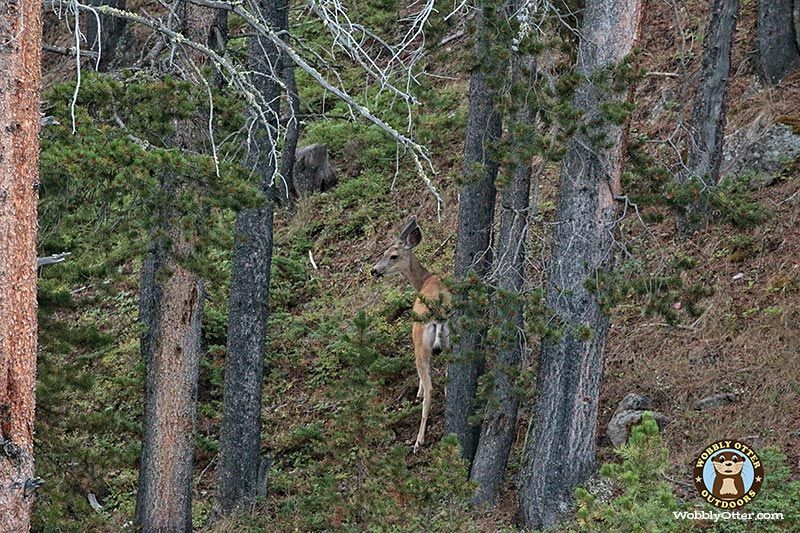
xmin=711 ymin=451 xmax=746 ymax=499
xmin=712 ymin=452 xmax=745 ymax=476
xmin=694 ymin=440 xmax=765 ymax=509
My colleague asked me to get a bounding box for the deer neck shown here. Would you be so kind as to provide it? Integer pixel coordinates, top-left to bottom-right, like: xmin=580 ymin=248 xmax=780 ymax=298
xmin=405 ymin=254 xmax=431 ymax=292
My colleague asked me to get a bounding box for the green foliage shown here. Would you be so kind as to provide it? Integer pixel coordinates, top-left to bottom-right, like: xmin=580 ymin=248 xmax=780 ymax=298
xmin=35 ymin=290 xmax=142 ymax=531
xmin=450 ymin=273 xmax=547 ymax=428
xmin=624 ymin=129 xmax=769 ymax=231
xmin=598 ymin=251 xmax=713 ymax=325
xmin=271 ymin=254 xmax=314 ymax=309
xmin=576 ymin=421 xmax=798 ymax=533
xmin=40 ymin=71 xmax=258 ymax=283
xmin=33 ymin=68 xmax=257 ymax=529
xmin=239 ymin=311 xmax=477 ymax=531
xmin=664 ymin=177 xmax=768 ymax=229
xmin=574 ymin=413 xmax=689 ymax=533
xmin=622 ymin=133 xmax=672 ymax=215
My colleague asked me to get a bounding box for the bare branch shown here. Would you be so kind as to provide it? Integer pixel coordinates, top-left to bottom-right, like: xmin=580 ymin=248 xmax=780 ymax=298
xmin=43 ymin=43 xmax=99 ymax=58
xmin=53 ymin=0 xmax=442 ymax=212
xmin=37 ymin=252 xmax=72 ymax=267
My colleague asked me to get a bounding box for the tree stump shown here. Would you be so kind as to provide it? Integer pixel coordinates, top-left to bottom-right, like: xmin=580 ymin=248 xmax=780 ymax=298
xmin=292 ymin=143 xmax=337 ymax=198
xmin=757 ymin=0 xmax=800 ymax=84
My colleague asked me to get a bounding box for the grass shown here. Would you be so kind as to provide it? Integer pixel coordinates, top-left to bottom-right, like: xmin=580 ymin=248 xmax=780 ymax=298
xmin=32 ymin=0 xmax=800 ymax=530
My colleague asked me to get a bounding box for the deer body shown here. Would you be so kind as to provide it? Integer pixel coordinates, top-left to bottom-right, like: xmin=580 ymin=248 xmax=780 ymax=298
xmin=372 ymin=218 xmax=450 ymax=452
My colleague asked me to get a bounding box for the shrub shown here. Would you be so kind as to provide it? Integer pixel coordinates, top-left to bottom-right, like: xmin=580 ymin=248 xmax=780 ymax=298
xmin=574 ymin=413 xmax=689 ymax=533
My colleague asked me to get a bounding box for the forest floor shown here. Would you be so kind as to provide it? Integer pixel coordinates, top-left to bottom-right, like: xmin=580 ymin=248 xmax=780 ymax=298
xmin=35 ymin=0 xmax=800 ymax=531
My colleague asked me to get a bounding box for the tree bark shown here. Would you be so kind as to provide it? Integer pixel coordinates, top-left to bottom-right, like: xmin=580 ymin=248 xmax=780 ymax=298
xmin=86 ymin=1 xmax=127 ymax=71
xmin=517 ymin=0 xmax=642 ymax=529
xmin=679 ymin=0 xmax=739 ymax=233
xmin=136 ymin=238 xmax=204 ymax=533
xmin=445 ymin=1 xmax=501 ymax=464
xmin=757 ymin=0 xmax=800 ymax=84
xmin=277 ymin=0 xmax=301 ymax=207
xmin=135 ymin=3 xmax=214 ymax=531
xmin=0 ymin=1 xmax=42 ymax=530
xmin=686 ymin=0 xmax=739 ymax=183
xmin=795 ymin=0 xmax=800 ymax=52
xmin=217 ymin=0 xmax=281 ymax=513
xmin=469 ymin=52 xmax=537 ymax=508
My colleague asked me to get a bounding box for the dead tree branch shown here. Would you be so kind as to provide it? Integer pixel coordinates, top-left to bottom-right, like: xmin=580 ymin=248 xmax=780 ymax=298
xmin=52 ymin=0 xmax=442 ymax=211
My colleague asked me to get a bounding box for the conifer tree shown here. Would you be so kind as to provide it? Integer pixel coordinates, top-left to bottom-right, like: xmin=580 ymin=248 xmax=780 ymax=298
xmin=135 ymin=3 xmax=215 ymax=530
xmin=470 ymin=48 xmax=537 ymax=506
xmin=217 ymin=0 xmax=283 ymax=513
xmin=518 ymin=0 xmax=643 ymax=528
xmin=0 ymin=1 xmax=43 ymax=529
xmin=86 ymin=0 xmax=127 ymax=70
xmin=757 ymin=0 xmax=800 ymax=84
xmin=278 ymin=0 xmax=301 ymax=206
xmin=445 ymin=0 xmax=503 ymax=464
xmin=680 ymin=0 xmax=740 ymax=233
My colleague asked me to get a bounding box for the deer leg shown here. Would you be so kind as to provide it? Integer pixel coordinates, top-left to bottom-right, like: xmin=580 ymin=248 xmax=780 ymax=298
xmin=414 ymin=349 xmax=432 ymax=453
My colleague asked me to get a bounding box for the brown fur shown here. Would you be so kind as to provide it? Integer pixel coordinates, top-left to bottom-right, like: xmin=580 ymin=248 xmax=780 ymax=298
xmin=372 ymin=218 xmax=450 ymax=452
xmin=711 ymin=452 xmax=746 ymax=499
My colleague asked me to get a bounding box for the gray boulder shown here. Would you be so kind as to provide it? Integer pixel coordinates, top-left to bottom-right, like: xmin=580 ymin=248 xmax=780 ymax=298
xmin=606 ymin=393 xmax=669 ymax=447
xmin=722 ymin=124 xmax=800 ymax=188
xmin=695 ymin=392 xmax=737 ymax=411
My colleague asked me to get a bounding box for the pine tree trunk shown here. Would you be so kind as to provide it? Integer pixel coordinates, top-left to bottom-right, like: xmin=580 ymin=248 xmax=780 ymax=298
xmin=757 ymin=0 xmax=800 ymax=84
xmin=469 ymin=53 xmax=537 ymax=508
xmin=687 ymin=0 xmax=739 ymax=182
xmin=278 ymin=0 xmax=301 ymax=207
xmin=0 ymin=2 xmax=42 ymax=530
xmin=217 ymin=0 xmax=281 ymax=513
xmin=680 ymin=0 xmax=739 ymax=233
xmin=517 ymin=1 xmax=642 ymax=529
xmin=86 ymin=1 xmax=127 ymax=71
xmin=136 ymin=236 xmax=204 ymax=532
xmin=795 ymin=0 xmax=800 ymax=51
xmin=445 ymin=2 xmax=501 ymax=464
xmin=135 ymin=3 xmax=214 ymax=531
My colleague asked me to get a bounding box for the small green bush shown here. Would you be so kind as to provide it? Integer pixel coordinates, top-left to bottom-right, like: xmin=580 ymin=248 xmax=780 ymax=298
xmin=573 ymin=413 xmax=689 ymax=533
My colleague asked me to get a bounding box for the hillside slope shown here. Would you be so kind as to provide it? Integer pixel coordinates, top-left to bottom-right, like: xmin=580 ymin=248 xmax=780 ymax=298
xmin=34 ymin=0 xmax=799 ymax=531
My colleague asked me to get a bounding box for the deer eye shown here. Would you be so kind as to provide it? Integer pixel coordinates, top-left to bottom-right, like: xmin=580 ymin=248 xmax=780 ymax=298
xmin=390 ymin=254 xmax=398 ymax=260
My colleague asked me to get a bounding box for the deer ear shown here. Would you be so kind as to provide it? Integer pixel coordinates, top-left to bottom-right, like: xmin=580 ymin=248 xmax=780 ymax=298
xmin=404 ymin=225 xmax=422 ymax=248
xmin=397 ymin=217 xmax=418 ymax=242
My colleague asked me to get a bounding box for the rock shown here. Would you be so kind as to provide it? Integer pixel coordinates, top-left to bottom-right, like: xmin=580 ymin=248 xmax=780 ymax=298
xmin=582 ymin=472 xmax=615 ymax=505
xmin=732 ymin=272 xmax=745 ymax=281
xmin=722 ymin=124 xmax=800 ymax=188
xmin=606 ymin=393 xmax=669 ymax=447
xmin=615 ymin=393 xmax=653 ymax=412
xmin=695 ymin=392 xmax=737 ymax=411
xmin=293 ymin=143 xmax=337 ymax=198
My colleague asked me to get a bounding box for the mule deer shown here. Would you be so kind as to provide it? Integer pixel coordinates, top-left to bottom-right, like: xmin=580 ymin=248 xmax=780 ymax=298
xmin=371 ymin=217 xmax=450 ymax=452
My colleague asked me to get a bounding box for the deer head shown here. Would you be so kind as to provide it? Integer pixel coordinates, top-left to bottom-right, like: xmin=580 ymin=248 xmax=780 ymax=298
xmin=371 ymin=217 xmax=422 ymax=279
